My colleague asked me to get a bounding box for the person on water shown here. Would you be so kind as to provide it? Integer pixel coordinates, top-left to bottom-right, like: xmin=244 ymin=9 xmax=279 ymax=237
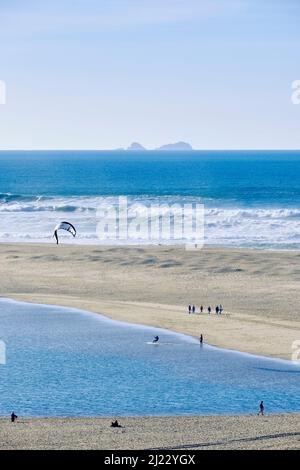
xmin=153 ymin=335 xmax=159 ymax=343
xmin=200 ymin=334 xmax=203 ymax=345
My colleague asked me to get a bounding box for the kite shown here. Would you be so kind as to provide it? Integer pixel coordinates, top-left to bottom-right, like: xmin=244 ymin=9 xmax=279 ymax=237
xmin=53 ymin=221 xmax=76 ymax=244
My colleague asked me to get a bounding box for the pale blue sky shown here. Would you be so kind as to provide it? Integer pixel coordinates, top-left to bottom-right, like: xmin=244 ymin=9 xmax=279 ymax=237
xmin=0 ymin=0 xmax=299 ymax=149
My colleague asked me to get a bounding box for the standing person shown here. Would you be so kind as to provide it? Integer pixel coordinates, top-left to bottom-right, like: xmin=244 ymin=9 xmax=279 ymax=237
xmin=208 ymin=306 xmax=211 ymax=315
xmin=11 ymin=412 xmax=18 ymax=423
xmin=200 ymin=334 xmax=203 ymax=345
xmin=258 ymin=401 xmax=265 ymax=416
xmin=219 ymin=304 xmax=223 ymax=314
xmin=200 ymin=305 xmax=203 ymax=313
xmin=216 ymin=305 xmax=219 ymax=315
xmin=192 ymin=305 xmax=196 ymax=314
xmin=54 ymin=229 xmax=59 ymax=244
xmin=188 ymin=305 xmax=191 ymax=314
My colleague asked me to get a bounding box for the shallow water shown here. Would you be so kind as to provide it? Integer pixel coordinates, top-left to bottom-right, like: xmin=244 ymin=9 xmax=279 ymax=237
xmin=0 ymin=299 xmax=299 ymax=417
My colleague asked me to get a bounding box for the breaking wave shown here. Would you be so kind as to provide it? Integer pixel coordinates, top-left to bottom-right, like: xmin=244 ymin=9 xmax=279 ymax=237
xmin=0 ymin=194 xmax=300 ymax=249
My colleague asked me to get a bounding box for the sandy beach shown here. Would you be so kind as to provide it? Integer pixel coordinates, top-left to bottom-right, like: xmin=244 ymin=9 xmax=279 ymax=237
xmin=1 ymin=415 xmax=300 ymax=450
xmin=1 ymin=243 xmax=300 ymax=450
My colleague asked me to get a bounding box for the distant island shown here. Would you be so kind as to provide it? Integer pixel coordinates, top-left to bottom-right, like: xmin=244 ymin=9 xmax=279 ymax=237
xmin=156 ymin=141 xmax=193 ymax=151
xmin=127 ymin=142 xmax=146 ymax=151
xmin=124 ymin=141 xmax=193 ymax=151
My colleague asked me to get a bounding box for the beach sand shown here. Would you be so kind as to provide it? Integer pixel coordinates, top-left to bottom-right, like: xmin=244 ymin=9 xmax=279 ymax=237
xmin=1 ymin=243 xmax=300 ymax=450
xmin=1 ymin=415 xmax=300 ymax=450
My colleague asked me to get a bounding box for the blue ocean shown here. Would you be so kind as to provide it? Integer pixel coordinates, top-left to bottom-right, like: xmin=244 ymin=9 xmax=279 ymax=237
xmin=0 ymin=150 xmax=300 ymax=248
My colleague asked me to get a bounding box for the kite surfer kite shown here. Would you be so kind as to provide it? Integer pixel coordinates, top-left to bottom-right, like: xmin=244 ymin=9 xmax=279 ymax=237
xmin=53 ymin=221 xmax=76 ymax=244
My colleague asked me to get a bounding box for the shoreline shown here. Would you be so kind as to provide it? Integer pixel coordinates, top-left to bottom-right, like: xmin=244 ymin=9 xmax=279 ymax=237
xmin=8 ymin=292 xmax=299 ymax=361
xmin=1 ymin=243 xmax=300 ymax=360
xmin=2 ymin=296 xmax=299 ymax=368
xmin=1 ymin=240 xmax=300 ymax=253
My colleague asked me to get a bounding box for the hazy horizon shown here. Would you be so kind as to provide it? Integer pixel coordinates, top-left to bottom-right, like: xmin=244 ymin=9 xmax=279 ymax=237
xmin=0 ymin=148 xmax=300 ymax=152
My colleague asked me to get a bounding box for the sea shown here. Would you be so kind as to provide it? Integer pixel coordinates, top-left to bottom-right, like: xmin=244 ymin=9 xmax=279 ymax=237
xmin=0 ymin=150 xmax=300 ymax=249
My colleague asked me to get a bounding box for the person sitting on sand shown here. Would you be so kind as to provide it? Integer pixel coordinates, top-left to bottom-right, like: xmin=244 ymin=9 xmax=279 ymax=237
xmin=111 ymin=420 xmax=121 ymax=428
xmin=153 ymin=336 xmax=159 ymax=343
xmin=258 ymin=401 xmax=265 ymax=416
xmin=11 ymin=412 xmax=18 ymax=423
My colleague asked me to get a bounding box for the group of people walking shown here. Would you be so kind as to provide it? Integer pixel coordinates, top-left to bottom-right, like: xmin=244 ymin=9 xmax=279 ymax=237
xmin=188 ymin=304 xmax=224 ymax=315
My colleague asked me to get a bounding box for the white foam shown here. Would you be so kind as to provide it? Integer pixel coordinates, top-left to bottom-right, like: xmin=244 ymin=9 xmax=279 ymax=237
xmin=1 ymin=195 xmax=300 ymax=248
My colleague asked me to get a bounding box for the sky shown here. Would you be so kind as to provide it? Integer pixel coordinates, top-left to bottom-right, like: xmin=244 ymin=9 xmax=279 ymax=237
xmin=0 ymin=0 xmax=299 ymax=150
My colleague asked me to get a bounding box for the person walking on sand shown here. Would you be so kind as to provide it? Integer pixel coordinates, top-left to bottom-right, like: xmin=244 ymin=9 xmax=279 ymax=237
xmin=11 ymin=412 xmax=18 ymax=423
xmin=215 ymin=305 xmax=219 ymax=315
xmin=192 ymin=305 xmax=196 ymax=314
xmin=208 ymin=306 xmax=211 ymax=315
xmin=188 ymin=305 xmax=192 ymax=314
xmin=200 ymin=305 xmax=203 ymax=314
xmin=258 ymin=401 xmax=265 ymax=416
xmin=219 ymin=304 xmax=223 ymax=314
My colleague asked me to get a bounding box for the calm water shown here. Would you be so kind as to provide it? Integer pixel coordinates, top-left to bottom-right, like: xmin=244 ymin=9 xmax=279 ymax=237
xmin=0 ymin=150 xmax=300 ymax=248
xmin=0 ymin=299 xmax=299 ymax=417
